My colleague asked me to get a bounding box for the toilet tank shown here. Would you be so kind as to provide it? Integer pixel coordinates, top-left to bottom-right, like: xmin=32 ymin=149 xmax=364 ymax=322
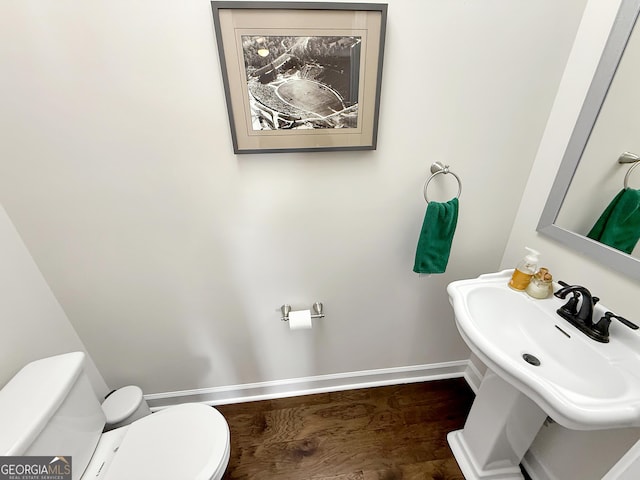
xmin=0 ymin=352 xmax=106 ymax=480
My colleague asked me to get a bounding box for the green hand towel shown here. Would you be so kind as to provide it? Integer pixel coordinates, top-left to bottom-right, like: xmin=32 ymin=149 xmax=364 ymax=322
xmin=587 ymin=188 xmax=640 ymax=254
xmin=413 ymin=197 xmax=459 ymax=274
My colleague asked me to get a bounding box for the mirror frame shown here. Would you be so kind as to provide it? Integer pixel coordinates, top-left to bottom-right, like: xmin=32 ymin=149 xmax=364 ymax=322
xmin=537 ymin=0 xmax=640 ymax=281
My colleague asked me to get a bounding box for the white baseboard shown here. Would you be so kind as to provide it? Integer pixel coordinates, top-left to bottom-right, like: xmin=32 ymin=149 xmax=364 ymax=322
xmin=522 ymin=449 xmax=553 ymax=480
xmin=463 ymin=357 xmax=484 ymax=394
xmin=145 ymin=360 xmax=470 ymax=410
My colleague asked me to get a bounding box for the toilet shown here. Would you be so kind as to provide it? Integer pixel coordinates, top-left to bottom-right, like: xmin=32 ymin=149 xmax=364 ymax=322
xmin=0 ymin=352 xmax=230 ymax=480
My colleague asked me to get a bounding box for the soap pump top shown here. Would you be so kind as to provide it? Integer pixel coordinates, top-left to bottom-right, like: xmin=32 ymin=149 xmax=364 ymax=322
xmin=508 ymin=247 xmax=540 ymax=291
xmin=519 ymin=247 xmax=540 ymax=273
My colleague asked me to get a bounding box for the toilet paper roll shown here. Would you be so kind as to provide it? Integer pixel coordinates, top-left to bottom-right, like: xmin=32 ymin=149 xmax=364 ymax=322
xmin=289 ymin=309 xmax=312 ymax=330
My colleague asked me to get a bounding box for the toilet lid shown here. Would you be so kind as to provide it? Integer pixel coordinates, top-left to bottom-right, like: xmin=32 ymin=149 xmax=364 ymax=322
xmin=103 ymin=403 xmax=230 ymax=480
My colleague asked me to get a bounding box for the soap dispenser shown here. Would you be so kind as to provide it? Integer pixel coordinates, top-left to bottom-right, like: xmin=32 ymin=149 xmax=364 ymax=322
xmin=508 ymin=247 xmax=540 ymax=291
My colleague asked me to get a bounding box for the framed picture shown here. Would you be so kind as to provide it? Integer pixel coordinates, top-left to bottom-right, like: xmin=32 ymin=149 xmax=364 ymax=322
xmin=211 ymin=2 xmax=387 ymax=154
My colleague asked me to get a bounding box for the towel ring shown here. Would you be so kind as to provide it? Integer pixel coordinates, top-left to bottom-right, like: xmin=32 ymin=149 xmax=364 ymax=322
xmin=624 ymin=161 xmax=639 ymax=189
xmin=619 ymin=152 xmax=640 ymax=189
xmin=423 ymin=162 xmax=462 ymax=203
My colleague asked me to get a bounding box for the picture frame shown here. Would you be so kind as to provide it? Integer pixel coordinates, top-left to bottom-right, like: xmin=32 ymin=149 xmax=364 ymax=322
xmin=210 ymin=1 xmax=387 ymax=154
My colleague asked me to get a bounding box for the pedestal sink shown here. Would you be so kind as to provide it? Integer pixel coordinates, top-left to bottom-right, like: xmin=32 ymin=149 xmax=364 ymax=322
xmin=447 ymin=270 xmax=640 ymax=480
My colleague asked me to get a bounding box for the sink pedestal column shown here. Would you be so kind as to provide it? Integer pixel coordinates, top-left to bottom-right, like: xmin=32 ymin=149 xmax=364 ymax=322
xmin=448 ymin=370 xmax=547 ymax=480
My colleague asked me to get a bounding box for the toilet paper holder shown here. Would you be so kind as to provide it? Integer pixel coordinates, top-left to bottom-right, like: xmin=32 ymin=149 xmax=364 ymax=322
xmin=281 ymin=302 xmax=324 ymax=321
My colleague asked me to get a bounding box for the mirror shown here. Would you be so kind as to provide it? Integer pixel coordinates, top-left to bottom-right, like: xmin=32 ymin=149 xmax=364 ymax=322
xmin=537 ymin=0 xmax=640 ymax=281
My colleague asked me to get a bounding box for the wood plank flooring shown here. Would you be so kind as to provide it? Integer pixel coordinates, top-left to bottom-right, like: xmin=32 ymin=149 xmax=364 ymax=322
xmin=216 ymin=378 xmax=475 ymax=480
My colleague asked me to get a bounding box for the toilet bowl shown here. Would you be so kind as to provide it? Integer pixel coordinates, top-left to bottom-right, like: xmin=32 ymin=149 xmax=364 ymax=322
xmin=0 ymin=352 xmax=230 ymax=480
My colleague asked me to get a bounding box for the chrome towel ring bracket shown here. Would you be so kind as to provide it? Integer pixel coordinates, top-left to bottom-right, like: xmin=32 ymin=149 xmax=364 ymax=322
xmin=423 ymin=161 xmax=462 ymax=203
xmin=618 ymin=152 xmax=640 ymax=189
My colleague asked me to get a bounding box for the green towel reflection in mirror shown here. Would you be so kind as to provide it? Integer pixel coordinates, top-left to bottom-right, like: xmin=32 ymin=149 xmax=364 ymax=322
xmin=413 ymin=198 xmax=458 ymax=274
xmin=587 ymin=188 xmax=640 ymax=254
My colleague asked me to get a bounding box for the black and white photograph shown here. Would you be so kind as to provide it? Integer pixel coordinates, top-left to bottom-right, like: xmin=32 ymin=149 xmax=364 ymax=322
xmin=242 ymin=35 xmax=361 ymax=131
xmin=211 ymin=2 xmax=387 ymax=153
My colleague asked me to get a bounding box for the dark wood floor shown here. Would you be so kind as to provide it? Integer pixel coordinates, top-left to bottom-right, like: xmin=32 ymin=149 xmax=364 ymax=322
xmin=216 ymin=378 xmax=475 ymax=480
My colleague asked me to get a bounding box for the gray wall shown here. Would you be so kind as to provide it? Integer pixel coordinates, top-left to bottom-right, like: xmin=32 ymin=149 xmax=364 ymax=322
xmin=0 ymin=0 xmax=585 ymax=397
xmin=0 ymin=205 xmax=107 ymax=396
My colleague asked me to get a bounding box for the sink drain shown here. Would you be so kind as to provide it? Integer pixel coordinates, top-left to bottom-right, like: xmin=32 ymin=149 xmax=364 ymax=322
xmin=522 ymin=353 xmax=541 ymax=366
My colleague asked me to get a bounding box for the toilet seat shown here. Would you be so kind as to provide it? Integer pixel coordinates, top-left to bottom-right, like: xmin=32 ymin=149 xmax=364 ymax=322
xmin=97 ymin=403 xmax=230 ymax=480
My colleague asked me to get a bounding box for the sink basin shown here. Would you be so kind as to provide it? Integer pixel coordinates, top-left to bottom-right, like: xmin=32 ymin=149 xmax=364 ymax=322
xmin=448 ymin=270 xmax=640 ymax=430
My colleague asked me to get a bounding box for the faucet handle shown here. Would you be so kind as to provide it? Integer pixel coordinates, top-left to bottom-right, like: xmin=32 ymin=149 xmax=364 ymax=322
xmin=605 ymin=312 xmax=639 ymax=330
xmin=593 ymin=315 xmax=611 ymax=338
